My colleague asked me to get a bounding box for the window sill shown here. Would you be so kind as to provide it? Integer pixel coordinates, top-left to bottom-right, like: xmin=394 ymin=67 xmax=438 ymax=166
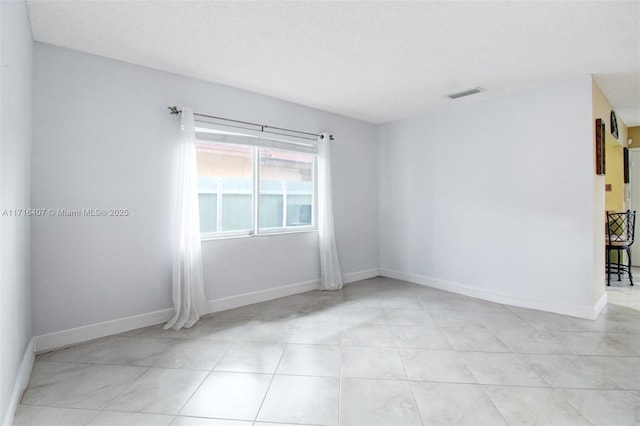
xmin=201 ymin=228 xmax=318 ymax=242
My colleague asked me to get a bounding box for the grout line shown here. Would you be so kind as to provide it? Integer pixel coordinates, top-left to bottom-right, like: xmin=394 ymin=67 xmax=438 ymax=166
xmin=477 ymin=383 xmax=513 ymax=425
xmin=172 ymin=341 xmax=236 ymax=418
xmin=251 ymin=340 xmax=289 ymax=424
xmin=95 ymin=366 xmax=151 ymax=413
xmin=396 ymin=338 xmax=426 ymax=426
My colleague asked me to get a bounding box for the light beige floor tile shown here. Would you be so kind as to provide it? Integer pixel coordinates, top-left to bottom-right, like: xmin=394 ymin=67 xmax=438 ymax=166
xmin=600 ymin=302 xmax=640 ymax=317
xmin=569 ymin=313 xmax=640 ymax=333
xmin=521 ymin=354 xmax=623 ymax=389
xmin=179 ymin=372 xmax=271 ymax=420
xmin=213 ymin=342 xmax=285 ymax=373
xmin=392 ymin=325 xmax=453 ymax=349
xmin=474 ymin=310 xmax=535 ymax=331
xmin=342 ymin=306 xmax=388 ymax=325
xmin=342 ymin=324 xmax=396 ymax=347
xmin=384 ymin=308 xmax=436 ymax=326
xmin=194 ymin=319 xmax=292 ymax=343
xmin=342 ymin=292 xmax=385 ymax=307
xmin=105 ymin=368 xmax=207 ymax=414
xmin=86 ymin=411 xmax=174 ymax=426
xmin=422 ymin=296 xmax=507 ymax=313
xmin=381 ymin=295 xmax=425 ymax=309
xmin=555 ymin=330 xmax=640 ymax=356
xmin=411 ymin=382 xmax=507 ymax=425
xmin=193 ymin=319 xmax=256 ymax=341
xmin=288 ymin=322 xmax=342 ymax=345
xmin=342 ymin=346 xmax=407 ymax=380
xmin=493 ymin=329 xmax=571 ymax=354
xmin=429 ymin=310 xmax=484 ymax=328
xmin=38 ymin=336 xmax=174 ymax=366
xmin=276 ymin=344 xmax=340 ymax=377
xmin=557 ymin=389 xmax=640 ymax=426
xmin=587 ymin=355 xmax=640 ymax=390
xmin=441 ymin=324 xmax=511 ymax=352
xmin=460 ymin=352 xmax=548 ymax=387
xmin=340 ymin=378 xmax=422 ymax=426
xmin=12 ymin=405 xmax=96 ymax=426
xmin=290 ymin=304 xmax=343 ymax=324
xmin=21 ymin=362 xmax=147 ymax=409
xmin=419 ymin=295 xmax=477 ymax=311
xmin=252 ymin=305 xmax=305 ymax=322
xmin=237 ymin=320 xmax=295 ymax=343
xmin=509 ymin=308 xmax=590 ymax=332
xmin=170 ymin=417 xmax=252 ymax=426
xmin=436 ymin=309 xmax=534 ymax=332
xmin=256 ymin=375 xmax=339 ymax=425
xmin=254 ymin=423 xmax=309 ymax=426
xmin=399 ymin=348 xmax=476 ymax=383
xmin=152 ymin=339 xmax=231 ymax=370
xmin=484 ymin=385 xmax=592 ymax=426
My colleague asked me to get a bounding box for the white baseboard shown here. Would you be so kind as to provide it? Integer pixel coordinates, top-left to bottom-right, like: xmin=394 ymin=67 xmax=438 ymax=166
xmin=592 ymin=291 xmax=608 ymax=320
xmin=35 ymin=282 xmax=323 ymax=354
xmin=207 ymin=279 xmax=320 ymax=313
xmin=35 ymin=308 xmax=174 ymax=353
xmin=2 ymin=338 xmax=35 ymax=426
xmin=206 ymin=268 xmax=380 ymax=313
xmin=34 ymin=268 xmax=377 ymax=353
xmin=380 ymin=267 xmax=602 ymax=320
xmin=343 ymin=268 xmax=380 ymax=284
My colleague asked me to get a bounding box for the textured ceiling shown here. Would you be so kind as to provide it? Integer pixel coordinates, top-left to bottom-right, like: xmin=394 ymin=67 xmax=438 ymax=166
xmin=26 ymin=1 xmax=640 ymax=126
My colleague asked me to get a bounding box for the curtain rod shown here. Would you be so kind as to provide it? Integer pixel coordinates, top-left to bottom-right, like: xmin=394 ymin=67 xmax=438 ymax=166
xmin=167 ymin=106 xmax=334 ymax=141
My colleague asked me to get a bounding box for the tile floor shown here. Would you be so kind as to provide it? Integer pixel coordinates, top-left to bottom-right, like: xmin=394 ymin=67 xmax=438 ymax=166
xmin=14 ymin=272 xmax=640 ymax=426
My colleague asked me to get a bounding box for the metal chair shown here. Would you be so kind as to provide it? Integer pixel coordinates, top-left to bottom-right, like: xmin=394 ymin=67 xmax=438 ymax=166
xmin=606 ymin=210 xmax=636 ymax=286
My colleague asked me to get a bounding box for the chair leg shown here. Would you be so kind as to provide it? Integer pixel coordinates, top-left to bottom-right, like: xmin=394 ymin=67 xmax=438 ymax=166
xmin=607 ymin=249 xmax=611 ymax=286
xmin=628 ymin=248 xmax=634 ymax=286
xmin=617 ymin=249 xmax=622 ymax=281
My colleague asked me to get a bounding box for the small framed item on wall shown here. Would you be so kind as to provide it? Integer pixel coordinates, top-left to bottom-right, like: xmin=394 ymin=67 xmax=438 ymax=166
xmin=611 ymin=110 xmax=619 ymax=140
xmin=624 ymin=147 xmax=629 ymax=183
xmin=596 ymin=118 xmax=605 ymax=175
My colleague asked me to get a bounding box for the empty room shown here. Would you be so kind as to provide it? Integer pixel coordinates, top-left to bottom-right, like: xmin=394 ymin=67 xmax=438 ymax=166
xmin=2 ymin=1 xmax=640 ymax=425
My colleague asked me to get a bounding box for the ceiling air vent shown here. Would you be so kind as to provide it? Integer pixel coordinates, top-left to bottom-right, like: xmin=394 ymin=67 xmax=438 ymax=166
xmin=447 ymin=87 xmax=484 ymax=100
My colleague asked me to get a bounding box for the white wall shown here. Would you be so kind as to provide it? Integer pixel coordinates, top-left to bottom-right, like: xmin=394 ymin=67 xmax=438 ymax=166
xmin=0 ymin=0 xmax=33 ymax=423
xmin=31 ymin=43 xmax=379 ymax=336
xmin=379 ymin=76 xmax=600 ymax=318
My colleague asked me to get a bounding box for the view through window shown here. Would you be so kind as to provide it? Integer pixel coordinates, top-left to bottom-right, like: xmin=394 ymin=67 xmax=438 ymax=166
xmin=196 ymin=141 xmax=315 ymax=237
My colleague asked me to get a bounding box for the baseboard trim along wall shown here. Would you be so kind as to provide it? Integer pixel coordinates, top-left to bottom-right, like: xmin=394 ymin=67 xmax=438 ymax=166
xmin=32 ymin=266 xmax=603 ymax=353
xmin=34 ymin=268 xmax=380 ymax=353
xmin=206 ymin=279 xmax=321 ymax=314
xmin=593 ymin=291 xmax=608 ymax=319
xmin=343 ymin=268 xmax=380 ymax=284
xmin=34 ymin=308 xmax=174 ymax=354
xmin=380 ymin=267 xmax=605 ymax=320
xmin=3 ymin=338 xmax=35 ymax=426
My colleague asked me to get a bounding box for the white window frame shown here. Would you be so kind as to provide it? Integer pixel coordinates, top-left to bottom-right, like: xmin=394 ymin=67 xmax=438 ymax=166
xmin=255 ymin=150 xmax=317 ymax=236
xmin=197 ymin=138 xmax=318 ymax=240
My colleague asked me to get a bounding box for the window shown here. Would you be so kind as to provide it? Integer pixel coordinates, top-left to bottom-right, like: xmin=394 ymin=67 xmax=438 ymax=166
xmin=259 ymin=149 xmax=313 ymax=230
xmin=196 ymin=143 xmax=253 ymax=235
xmin=196 ymin=141 xmax=316 ymax=238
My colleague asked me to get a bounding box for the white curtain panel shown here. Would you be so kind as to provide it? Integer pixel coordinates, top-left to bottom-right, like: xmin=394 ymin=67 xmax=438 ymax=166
xmin=317 ymin=133 xmax=344 ymax=291
xmin=165 ymin=107 xmax=208 ymax=330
